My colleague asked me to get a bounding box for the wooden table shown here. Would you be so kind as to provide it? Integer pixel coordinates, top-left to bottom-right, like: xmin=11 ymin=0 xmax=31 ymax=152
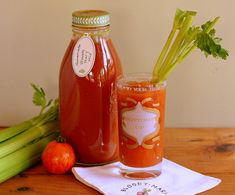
xmin=0 ymin=128 xmax=235 ymax=195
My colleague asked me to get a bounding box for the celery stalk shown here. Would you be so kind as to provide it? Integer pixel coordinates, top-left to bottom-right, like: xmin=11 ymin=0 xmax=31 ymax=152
xmin=0 ymin=100 xmax=58 ymax=143
xmin=0 ymin=84 xmax=59 ymax=183
xmin=0 ymin=121 xmax=58 ymax=158
xmin=0 ymin=154 xmax=41 ymax=183
xmin=153 ymin=28 xmax=176 ymax=77
xmin=0 ymin=119 xmax=37 ymax=143
xmin=0 ymin=133 xmax=57 ymax=183
xmin=157 ymin=14 xmax=194 ymax=81
xmin=152 ymin=9 xmax=228 ymax=83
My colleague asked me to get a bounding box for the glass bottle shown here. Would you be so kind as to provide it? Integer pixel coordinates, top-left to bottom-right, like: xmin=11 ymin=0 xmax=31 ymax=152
xmin=59 ymin=10 xmax=122 ymax=165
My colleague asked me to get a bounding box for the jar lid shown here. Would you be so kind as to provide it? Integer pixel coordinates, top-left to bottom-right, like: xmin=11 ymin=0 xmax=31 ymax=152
xmin=72 ymin=10 xmax=110 ymax=27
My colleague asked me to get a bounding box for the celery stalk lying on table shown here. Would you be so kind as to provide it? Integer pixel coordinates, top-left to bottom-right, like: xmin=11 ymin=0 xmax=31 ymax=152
xmin=0 ymin=84 xmax=59 ymax=183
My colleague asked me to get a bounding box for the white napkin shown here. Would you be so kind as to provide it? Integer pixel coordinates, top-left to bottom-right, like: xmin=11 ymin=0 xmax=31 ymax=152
xmin=72 ymin=159 xmax=221 ymax=195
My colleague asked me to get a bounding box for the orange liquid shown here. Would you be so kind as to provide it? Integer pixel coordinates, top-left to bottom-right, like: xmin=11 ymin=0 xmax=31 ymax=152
xmin=59 ymin=36 xmax=122 ymax=164
xmin=117 ymin=82 xmax=166 ymax=167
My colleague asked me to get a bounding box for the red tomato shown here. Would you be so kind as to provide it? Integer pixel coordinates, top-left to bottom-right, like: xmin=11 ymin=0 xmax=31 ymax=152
xmin=42 ymin=139 xmax=76 ymax=174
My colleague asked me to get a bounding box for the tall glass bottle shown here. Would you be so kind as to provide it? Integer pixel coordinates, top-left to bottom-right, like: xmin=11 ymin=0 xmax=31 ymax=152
xmin=59 ymin=10 xmax=122 ymax=165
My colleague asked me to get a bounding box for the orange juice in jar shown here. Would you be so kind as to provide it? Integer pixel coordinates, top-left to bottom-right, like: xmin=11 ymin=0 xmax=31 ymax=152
xmin=117 ymin=73 xmax=166 ymax=179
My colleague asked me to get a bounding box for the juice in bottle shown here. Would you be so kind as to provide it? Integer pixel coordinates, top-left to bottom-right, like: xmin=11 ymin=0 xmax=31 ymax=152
xmin=59 ymin=10 xmax=122 ymax=165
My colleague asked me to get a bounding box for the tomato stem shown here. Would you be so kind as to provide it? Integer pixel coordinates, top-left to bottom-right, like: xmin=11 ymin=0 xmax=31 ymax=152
xmin=56 ymin=136 xmax=66 ymax=143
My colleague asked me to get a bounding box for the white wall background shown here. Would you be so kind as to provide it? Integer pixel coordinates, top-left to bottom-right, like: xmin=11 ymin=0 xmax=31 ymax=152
xmin=0 ymin=0 xmax=234 ymax=127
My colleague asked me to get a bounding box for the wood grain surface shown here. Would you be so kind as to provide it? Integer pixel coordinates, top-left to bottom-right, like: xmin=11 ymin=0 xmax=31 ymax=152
xmin=0 ymin=128 xmax=235 ymax=195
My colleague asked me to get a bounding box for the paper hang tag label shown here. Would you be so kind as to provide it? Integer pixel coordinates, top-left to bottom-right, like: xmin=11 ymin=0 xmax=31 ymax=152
xmin=72 ymin=36 xmax=96 ymax=77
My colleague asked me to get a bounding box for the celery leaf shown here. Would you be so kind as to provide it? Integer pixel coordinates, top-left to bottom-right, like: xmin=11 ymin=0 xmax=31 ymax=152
xmin=31 ymin=84 xmax=52 ymax=114
xmin=196 ymin=31 xmax=229 ymax=59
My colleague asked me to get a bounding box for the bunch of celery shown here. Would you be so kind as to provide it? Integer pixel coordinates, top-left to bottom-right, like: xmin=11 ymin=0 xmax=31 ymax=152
xmin=0 ymin=84 xmax=59 ymax=183
xmin=152 ymin=9 xmax=228 ymax=82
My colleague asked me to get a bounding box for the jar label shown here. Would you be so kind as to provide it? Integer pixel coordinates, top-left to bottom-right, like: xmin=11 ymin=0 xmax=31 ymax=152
xmin=72 ymin=36 xmax=96 ymax=77
xmin=121 ymin=101 xmax=160 ymax=150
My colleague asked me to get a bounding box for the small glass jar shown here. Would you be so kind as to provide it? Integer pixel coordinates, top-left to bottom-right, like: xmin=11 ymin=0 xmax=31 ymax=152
xmin=59 ymin=10 xmax=122 ymax=165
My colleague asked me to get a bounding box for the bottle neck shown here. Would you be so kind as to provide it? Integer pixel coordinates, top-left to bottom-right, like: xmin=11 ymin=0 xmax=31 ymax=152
xmin=72 ymin=25 xmax=110 ymax=38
